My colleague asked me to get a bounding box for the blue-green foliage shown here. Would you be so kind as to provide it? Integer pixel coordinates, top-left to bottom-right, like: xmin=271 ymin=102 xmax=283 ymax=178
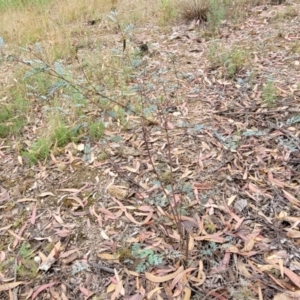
xmin=110 ymin=135 xmax=122 ymax=143
xmin=23 ymin=60 xmax=48 ymax=79
xmin=0 ymin=37 xmax=4 ymax=48
xmin=277 ymin=137 xmax=298 ymax=152
xmin=178 ymin=182 xmax=193 ymax=198
xmin=151 ymin=180 xmax=161 ymax=187
xmin=194 ymin=124 xmax=205 ymax=134
xmin=146 ymin=193 xmax=168 ymax=207
xmin=143 ymin=105 xmax=157 ymax=117
xmin=201 ymin=242 xmax=218 ymax=256
xmin=213 ymin=130 xmax=239 ymax=150
xmin=107 ymin=10 xmax=134 ymax=40
xmin=72 ymin=261 xmax=90 ymax=275
xmin=286 ymin=116 xmax=300 ymax=126
xmin=82 ymin=138 xmax=92 ymax=163
xmin=47 ymin=81 xmax=68 ymax=97
xmin=54 ymin=61 xmax=65 ymax=75
xmin=242 ymin=130 xmax=266 ymax=137
xmin=132 ymin=244 xmax=163 ymax=273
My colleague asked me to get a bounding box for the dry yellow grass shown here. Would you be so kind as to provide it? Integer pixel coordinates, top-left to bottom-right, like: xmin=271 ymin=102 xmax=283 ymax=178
xmin=0 ymin=0 xmax=177 ymax=60
xmin=0 ymin=0 xmax=113 ymax=58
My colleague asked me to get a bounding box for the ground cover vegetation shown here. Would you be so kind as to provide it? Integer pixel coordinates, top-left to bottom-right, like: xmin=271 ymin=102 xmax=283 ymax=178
xmin=0 ymin=0 xmax=300 ymax=299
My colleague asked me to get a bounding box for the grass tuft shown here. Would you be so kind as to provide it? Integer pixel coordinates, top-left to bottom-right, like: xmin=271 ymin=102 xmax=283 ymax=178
xmin=178 ymin=0 xmax=209 ymax=22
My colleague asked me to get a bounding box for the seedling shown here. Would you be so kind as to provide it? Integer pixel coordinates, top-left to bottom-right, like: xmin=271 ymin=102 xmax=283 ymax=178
xmin=262 ymin=80 xmax=277 ymax=107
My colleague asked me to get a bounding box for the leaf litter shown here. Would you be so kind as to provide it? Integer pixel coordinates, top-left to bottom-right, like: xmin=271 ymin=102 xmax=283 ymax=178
xmin=1 ymin=1 xmax=300 ymax=299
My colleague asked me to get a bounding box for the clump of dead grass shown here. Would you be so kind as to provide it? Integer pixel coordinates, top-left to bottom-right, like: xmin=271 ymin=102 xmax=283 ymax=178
xmin=177 ymin=0 xmax=210 ymax=22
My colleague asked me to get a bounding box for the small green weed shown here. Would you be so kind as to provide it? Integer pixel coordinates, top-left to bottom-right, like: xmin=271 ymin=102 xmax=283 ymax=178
xmin=0 ymin=107 xmax=12 ymax=122
xmin=262 ymin=80 xmax=277 ymax=107
xmin=231 ymin=285 xmax=255 ymax=300
xmin=31 ymin=138 xmax=51 ymax=159
xmin=0 ymin=124 xmax=10 ymax=138
xmin=17 ymin=242 xmax=37 ymax=280
xmin=53 ymin=124 xmax=73 ymax=147
xmin=21 ymin=151 xmax=38 ymax=165
xmin=98 ymin=151 xmax=108 ymax=161
xmin=204 ymin=219 xmax=217 ymax=233
xmin=10 ymin=117 xmax=26 ymax=135
xmin=109 ymin=106 xmax=130 ymax=129
xmin=0 ymin=0 xmax=50 ymax=10
xmin=207 ymin=0 xmax=226 ymax=32
xmin=207 ymin=43 xmax=246 ymax=78
xmin=13 ymin=95 xmax=30 ymax=114
xmin=273 ymin=6 xmax=298 ymax=21
xmin=22 ymin=138 xmax=51 ymax=164
xmin=89 ymin=121 xmax=105 ymax=140
xmin=221 ymin=48 xmax=246 ymax=78
xmin=0 ymin=105 xmax=25 ymax=138
xmin=24 ymin=72 xmax=52 ymax=99
xmin=159 ymin=0 xmax=177 ymax=25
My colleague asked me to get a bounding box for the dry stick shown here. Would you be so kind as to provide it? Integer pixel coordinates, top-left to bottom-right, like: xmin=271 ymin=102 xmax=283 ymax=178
xmin=140 ymin=125 xmax=175 ymax=215
xmin=170 ymin=56 xmax=193 ymax=261
xmin=136 ymin=67 xmax=185 ymax=255
xmin=158 ymin=67 xmax=185 ymax=251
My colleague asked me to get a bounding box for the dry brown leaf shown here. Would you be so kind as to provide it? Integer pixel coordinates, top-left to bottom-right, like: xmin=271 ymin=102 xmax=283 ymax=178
xmin=210 ymin=252 xmax=231 ymax=274
xmin=106 ymin=282 xmax=116 ymax=294
xmin=285 ymin=229 xmax=300 ymax=238
xmin=100 ymin=230 xmax=110 ymax=240
xmin=123 ymin=166 xmax=138 ymax=173
xmin=227 ymin=195 xmax=237 ymax=206
xmin=236 ymin=260 xmax=252 ymax=278
xmin=0 ymin=281 xmax=27 ymax=292
xmin=38 ymin=241 xmax=61 ymax=271
xmin=226 ymin=246 xmax=258 ymax=257
xmin=38 ymin=192 xmax=54 ymax=197
xmin=16 ymin=198 xmax=37 ymax=202
xmin=7 ymin=230 xmax=25 ymax=241
xmin=0 ymin=251 xmax=5 ymax=262
xmin=97 ymin=253 xmax=119 ymax=263
xmin=283 ymin=190 xmax=300 ymax=207
xmin=17 ymin=155 xmax=23 ymax=165
xmin=241 ymin=229 xmax=261 ymax=252
xmin=281 ymin=267 xmax=300 ymax=288
xmin=182 ymin=274 xmax=192 ymax=300
xmin=273 ymin=293 xmax=293 ymax=300
xmin=111 ymin=269 xmax=125 ymax=300
xmin=188 ymin=235 xmax=194 ymax=251
xmin=79 ymin=286 xmax=94 ymax=297
xmin=268 ymin=172 xmax=285 ymax=188
xmin=32 ymin=282 xmax=58 ymax=300
xmin=145 ymin=266 xmax=184 ymax=283
xmin=171 ymin=267 xmax=196 ymax=289
xmin=13 ymin=220 xmax=28 ymax=249
xmin=147 ymin=287 xmax=162 ymax=299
